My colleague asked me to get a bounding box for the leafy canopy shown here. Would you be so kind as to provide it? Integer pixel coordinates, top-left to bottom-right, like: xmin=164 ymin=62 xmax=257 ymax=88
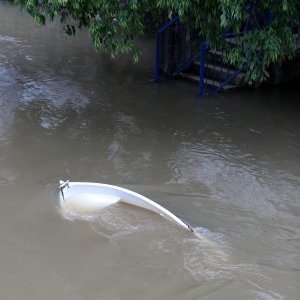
xmin=11 ymin=0 xmax=300 ymax=83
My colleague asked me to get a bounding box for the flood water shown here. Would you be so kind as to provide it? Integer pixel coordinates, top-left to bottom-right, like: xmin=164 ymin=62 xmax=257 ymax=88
xmin=1 ymin=3 xmax=300 ymax=299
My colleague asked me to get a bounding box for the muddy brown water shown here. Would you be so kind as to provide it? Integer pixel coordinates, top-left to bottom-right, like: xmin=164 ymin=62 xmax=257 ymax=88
xmin=0 ymin=3 xmax=300 ymax=299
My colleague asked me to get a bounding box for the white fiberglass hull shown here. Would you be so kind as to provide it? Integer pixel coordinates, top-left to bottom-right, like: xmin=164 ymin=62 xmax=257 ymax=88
xmin=58 ymin=181 xmax=193 ymax=232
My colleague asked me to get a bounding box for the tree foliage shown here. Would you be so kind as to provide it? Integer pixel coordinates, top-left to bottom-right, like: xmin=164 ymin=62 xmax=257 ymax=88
xmin=11 ymin=0 xmax=300 ymax=84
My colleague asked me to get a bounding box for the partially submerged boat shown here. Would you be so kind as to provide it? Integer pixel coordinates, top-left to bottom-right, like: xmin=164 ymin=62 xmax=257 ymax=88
xmin=58 ymin=180 xmax=193 ymax=232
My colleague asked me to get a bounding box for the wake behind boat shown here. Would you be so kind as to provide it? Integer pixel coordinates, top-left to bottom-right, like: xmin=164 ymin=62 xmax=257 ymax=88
xmin=58 ymin=180 xmax=193 ymax=232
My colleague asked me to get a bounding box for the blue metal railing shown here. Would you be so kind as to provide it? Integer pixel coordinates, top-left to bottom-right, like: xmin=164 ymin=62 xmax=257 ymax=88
xmin=155 ymin=16 xmax=205 ymax=83
xmin=213 ymin=68 xmax=244 ymax=94
xmin=155 ymin=16 xmax=179 ymax=82
xmin=155 ymin=4 xmax=300 ymax=96
xmin=155 ymin=17 xmax=246 ymax=96
xmin=199 ymin=41 xmax=207 ymax=96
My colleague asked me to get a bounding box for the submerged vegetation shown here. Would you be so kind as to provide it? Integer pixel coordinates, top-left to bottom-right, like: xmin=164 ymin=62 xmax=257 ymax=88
xmin=11 ymin=0 xmax=300 ymax=84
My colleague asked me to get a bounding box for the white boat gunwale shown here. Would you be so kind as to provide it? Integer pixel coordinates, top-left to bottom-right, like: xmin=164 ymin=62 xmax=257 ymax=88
xmin=58 ymin=181 xmax=193 ymax=232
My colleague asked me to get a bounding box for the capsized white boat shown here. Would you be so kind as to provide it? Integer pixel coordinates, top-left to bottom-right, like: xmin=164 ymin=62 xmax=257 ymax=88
xmin=58 ymin=180 xmax=193 ymax=232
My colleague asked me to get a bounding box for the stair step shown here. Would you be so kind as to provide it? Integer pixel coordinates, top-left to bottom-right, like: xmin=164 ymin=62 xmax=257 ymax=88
xmin=180 ymin=73 xmax=237 ymax=90
xmin=187 ymin=61 xmax=246 ymax=86
xmin=207 ymin=49 xmax=247 ymax=64
xmin=193 ymin=61 xmax=246 ymax=78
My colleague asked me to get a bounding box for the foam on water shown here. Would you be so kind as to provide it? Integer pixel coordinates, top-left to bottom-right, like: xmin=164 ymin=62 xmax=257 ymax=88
xmin=57 ymin=199 xmax=260 ymax=282
xmin=0 ymin=35 xmax=20 ymax=43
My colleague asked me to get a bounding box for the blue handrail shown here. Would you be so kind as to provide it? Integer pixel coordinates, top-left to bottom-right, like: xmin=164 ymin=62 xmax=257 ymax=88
xmin=157 ymin=15 xmax=180 ymax=34
xmin=199 ymin=41 xmax=207 ymax=96
xmin=155 ymin=17 xmax=249 ymax=96
xmin=155 ymin=16 xmax=180 ymax=82
xmin=175 ymin=50 xmax=202 ymax=75
xmin=213 ymin=68 xmax=244 ymax=94
xmin=154 ymin=6 xmax=299 ymax=96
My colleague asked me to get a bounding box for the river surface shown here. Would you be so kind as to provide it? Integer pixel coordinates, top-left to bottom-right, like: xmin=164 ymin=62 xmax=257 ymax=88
xmin=0 ymin=3 xmax=300 ymax=300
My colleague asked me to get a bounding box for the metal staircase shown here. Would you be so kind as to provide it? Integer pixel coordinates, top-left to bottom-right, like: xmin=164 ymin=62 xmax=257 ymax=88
xmin=154 ymin=17 xmax=246 ymax=96
xmin=180 ymin=47 xmax=246 ymax=94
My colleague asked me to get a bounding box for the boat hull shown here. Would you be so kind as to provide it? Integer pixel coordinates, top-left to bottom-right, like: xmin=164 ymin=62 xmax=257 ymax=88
xmin=58 ymin=181 xmax=193 ymax=232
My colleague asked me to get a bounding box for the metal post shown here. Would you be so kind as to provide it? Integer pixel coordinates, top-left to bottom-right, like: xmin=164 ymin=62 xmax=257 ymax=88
xmin=155 ymin=32 xmax=161 ymax=82
xmin=154 ymin=16 xmax=180 ymax=83
xmin=199 ymin=41 xmax=206 ymax=97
